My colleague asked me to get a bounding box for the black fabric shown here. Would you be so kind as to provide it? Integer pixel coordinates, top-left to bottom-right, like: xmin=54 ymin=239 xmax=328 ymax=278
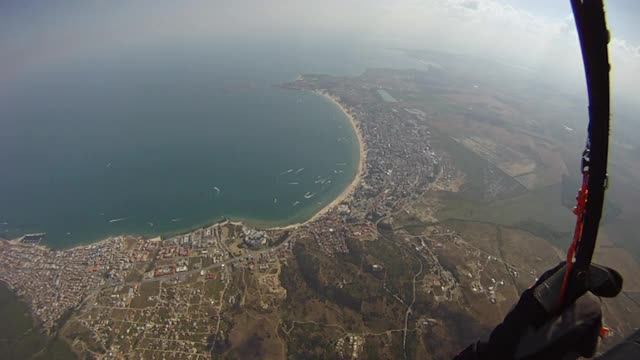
xmin=452 ymin=263 xmax=622 ymax=360
xmin=453 ymin=265 xmax=563 ymax=360
xmin=516 ymin=293 xmax=602 ymax=359
xmin=453 ymin=294 xmax=602 ymax=360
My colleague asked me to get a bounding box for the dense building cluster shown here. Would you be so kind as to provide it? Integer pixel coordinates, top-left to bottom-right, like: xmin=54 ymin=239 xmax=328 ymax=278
xmin=0 ymin=237 xmax=129 ymax=333
xmin=0 ymin=221 xmax=292 ymax=341
xmin=283 ymin=75 xmax=443 ymax=254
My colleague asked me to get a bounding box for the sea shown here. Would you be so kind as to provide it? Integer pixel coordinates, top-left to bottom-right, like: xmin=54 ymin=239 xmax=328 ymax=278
xmin=0 ymin=38 xmax=424 ymax=249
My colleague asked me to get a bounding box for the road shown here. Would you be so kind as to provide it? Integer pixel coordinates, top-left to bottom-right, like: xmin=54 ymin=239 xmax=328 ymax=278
xmin=403 ymin=257 xmax=423 ymax=355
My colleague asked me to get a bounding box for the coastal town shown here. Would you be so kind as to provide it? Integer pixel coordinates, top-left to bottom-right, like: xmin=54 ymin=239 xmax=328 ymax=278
xmin=2 ymin=68 xmax=639 ymax=359
xmin=0 ymin=71 xmax=450 ymax=358
xmin=280 ymin=73 xmax=450 ymax=256
xmin=0 ymin=222 xmax=293 ymax=344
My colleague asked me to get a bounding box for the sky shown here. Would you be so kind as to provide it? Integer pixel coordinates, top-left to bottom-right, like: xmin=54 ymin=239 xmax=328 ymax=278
xmin=0 ymin=0 xmax=638 ymax=104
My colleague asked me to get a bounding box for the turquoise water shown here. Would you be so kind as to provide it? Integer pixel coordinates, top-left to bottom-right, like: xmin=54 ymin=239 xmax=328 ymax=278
xmin=0 ymin=40 xmax=421 ymax=248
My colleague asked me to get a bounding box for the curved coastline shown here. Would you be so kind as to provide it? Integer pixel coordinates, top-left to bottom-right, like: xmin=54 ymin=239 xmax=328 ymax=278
xmin=267 ymin=90 xmax=366 ymax=230
xmin=187 ymin=89 xmax=365 ymax=233
xmin=8 ymin=87 xmax=364 ymax=250
xmin=134 ymin=89 xmax=365 ymax=234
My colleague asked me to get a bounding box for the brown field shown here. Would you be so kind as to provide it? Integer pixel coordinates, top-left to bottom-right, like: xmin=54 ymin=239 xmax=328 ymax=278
xmin=423 ymin=91 xmax=569 ymax=191
xmin=443 ymin=220 xmax=500 ymax=257
xmin=130 ymin=281 xmax=159 ymax=308
xmin=443 ymin=92 xmax=519 ymax=121
xmin=497 ymin=158 xmax=537 ymax=177
xmin=499 ymin=227 xmax=564 ymax=290
xmin=227 ymin=312 xmax=285 ymax=360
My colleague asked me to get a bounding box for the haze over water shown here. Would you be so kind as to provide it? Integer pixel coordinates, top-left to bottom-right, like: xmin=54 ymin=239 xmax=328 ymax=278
xmin=0 ymin=40 xmax=421 ymax=248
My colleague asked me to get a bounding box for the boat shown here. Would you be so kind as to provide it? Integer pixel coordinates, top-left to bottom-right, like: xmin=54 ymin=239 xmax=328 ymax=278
xmin=109 ymin=218 xmax=127 ymax=223
xmin=292 ymin=201 xmax=300 ymax=206
xmin=280 ymin=169 xmax=294 ymax=175
xmin=274 ymin=197 xmax=278 ymax=204
xmin=288 ymin=182 xmax=299 ymax=185
xmin=213 ymin=186 xmax=221 ymax=196
xmin=171 ymin=218 xmax=182 ymax=222
xmin=304 ymin=192 xmax=315 ymax=199
xmin=295 ymin=168 xmax=305 ymax=174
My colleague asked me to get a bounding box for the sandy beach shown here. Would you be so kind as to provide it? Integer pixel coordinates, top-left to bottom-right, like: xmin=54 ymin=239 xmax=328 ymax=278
xmin=268 ymin=90 xmax=367 ymax=231
xmin=14 ymin=88 xmax=366 ymax=249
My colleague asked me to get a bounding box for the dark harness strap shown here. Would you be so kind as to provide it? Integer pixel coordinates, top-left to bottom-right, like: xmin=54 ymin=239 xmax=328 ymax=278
xmin=560 ymin=0 xmax=611 ymax=303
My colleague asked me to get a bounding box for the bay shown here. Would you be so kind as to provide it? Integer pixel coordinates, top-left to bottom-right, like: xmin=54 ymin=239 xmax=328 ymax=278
xmin=0 ymin=39 xmax=422 ymax=248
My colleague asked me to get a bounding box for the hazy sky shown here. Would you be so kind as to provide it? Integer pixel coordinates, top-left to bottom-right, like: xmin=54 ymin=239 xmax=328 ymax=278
xmin=1 ymin=0 xmax=638 ymax=103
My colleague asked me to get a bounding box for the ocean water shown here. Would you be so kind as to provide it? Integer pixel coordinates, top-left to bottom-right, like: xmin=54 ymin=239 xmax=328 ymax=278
xmin=0 ymin=39 xmax=422 ymax=248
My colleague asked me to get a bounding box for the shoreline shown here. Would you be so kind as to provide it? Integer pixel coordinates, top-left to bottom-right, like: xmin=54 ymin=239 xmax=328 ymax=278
xmin=268 ymin=90 xmax=366 ymax=231
xmin=4 ymin=86 xmax=366 ymax=250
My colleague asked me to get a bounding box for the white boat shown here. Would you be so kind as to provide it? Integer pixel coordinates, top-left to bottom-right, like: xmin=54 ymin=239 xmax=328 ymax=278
xmin=280 ymin=169 xmax=294 ymax=175
xmin=288 ymin=182 xmax=299 ymax=185
xmin=109 ymin=218 xmax=127 ymax=223
xmin=304 ymin=192 xmax=315 ymax=199
xmin=292 ymin=201 xmax=300 ymax=206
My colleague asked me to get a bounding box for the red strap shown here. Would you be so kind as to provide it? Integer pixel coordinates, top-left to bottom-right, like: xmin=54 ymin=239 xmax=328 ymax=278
xmin=558 ymin=173 xmax=589 ymax=306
